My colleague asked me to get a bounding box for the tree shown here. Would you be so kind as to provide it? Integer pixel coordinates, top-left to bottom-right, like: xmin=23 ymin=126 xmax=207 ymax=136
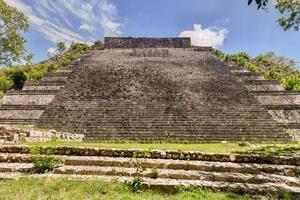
xmin=56 ymin=42 xmax=67 ymax=54
xmin=9 ymin=69 xmax=27 ymax=90
xmin=248 ymin=0 xmax=300 ymax=31
xmin=0 ymin=0 xmax=30 ymax=66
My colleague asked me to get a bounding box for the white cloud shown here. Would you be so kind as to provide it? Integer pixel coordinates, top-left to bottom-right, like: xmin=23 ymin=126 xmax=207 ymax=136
xmin=179 ymin=24 xmax=229 ymax=47
xmin=3 ymin=0 xmax=123 ymax=46
xmin=99 ymin=0 xmax=123 ymax=36
xmin=100 ymin=15 xmax=123 ymax=36
xmin=80 ymin=24 xmax=96 ymax=33
xmin=47 ymin=47 xmax=58 ymax=57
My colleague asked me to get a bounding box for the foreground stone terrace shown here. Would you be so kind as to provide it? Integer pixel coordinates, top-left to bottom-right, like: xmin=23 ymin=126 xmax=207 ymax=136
xmin=0 ymin=145 xmax=299 ymax=195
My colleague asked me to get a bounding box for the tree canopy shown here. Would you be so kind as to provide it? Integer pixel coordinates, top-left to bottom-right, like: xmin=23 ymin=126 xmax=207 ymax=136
xmin=248 ymin=0 xmax=300 ymax=31
xmin=0 ymin=0 xmax=30 ymax=66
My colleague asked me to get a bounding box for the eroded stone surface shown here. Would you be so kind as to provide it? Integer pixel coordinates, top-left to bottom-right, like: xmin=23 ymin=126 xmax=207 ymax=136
xmin=36 ymin=49 xmax=289 ymax=142
xmin=1 ymin=95 xmax=55 ymax=106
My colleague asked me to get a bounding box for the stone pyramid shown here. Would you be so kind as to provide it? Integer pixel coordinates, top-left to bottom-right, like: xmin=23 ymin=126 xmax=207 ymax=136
xmin=0 ymin=37 xmax=299 ymax=142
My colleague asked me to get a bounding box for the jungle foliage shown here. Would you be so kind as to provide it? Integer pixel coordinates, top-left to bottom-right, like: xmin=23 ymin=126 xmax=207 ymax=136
xmin=248 ymin=0 xmax=300 ymax=31
xmin=0 ymin=0 xmax=31 ymax=66
xmin=0 ymin=43 xmax=91 ymax=98
xmin=212 ymin=49 xmax=300 ymax=91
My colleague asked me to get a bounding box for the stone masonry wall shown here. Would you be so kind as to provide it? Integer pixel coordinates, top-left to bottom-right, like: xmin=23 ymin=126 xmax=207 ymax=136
xmin=105 ymin=37 xmax=191 ymax=48
xmin=0 ymin=145 xmax=299 ymax=166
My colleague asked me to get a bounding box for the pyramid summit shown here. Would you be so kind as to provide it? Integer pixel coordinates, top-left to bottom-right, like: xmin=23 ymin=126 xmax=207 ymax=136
xmin=0 ymin=37 xmax=298 ymax=142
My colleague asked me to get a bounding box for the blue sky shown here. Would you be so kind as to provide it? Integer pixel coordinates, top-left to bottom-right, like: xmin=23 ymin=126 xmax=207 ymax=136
xmin=4 ymin=0 xmax=300 ymax=66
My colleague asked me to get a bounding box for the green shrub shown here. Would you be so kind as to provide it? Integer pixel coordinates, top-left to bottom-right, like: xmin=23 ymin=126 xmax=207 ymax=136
xmin=26 ymin=69 xmax=44 ymax=80
xmin=130 ymin=176 xmax=143 ymax=193
xmin=255 ymin=54 xmax=272 ymax=65
xmin=47 ymin=64 xmax=60 ymax=72
xmin=94 ymin=40 xmax=103 ymax=46
xmin=70 ymin=43 xmax=90 ymax=51
xmin=237 ymin=52 xmax=250 ymax=60
xmin=246 ymin=64 xmax=259 ymax=72
xmin=151 ymin=166 xmax=159 ymax=179
xmin=93 ymin=40 xmax=105 ymax=50
xmin=30 ymin=147 xmax=63 ymax=173
xmin=265 ymin=70 xmax=283 ymax=80
xmin=0 ymin=77 xmax=13 ymax=92
xmin=9 ymin=69 xmax=27 ymax=90
xmin=212 ymin=49 xmax=225 ymax=59
xmin=0 ymin=91 xmax=4 ymax=99
xmin=32 ymin=154 xmax=62 ymax=173
xmin=282 ymin=75 xmax=300 ymax=91
xmin=60 ymin=59 xmax=70 ymax=66
xmin=225 ymin=54 xmax=247 ymax=66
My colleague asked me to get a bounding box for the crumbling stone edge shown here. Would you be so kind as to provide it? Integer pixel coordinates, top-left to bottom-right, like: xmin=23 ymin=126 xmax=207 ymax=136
xmin=0 ymin=125 xmax=84 ymax=144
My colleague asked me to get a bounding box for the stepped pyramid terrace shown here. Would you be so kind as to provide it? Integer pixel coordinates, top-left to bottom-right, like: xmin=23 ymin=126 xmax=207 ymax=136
xmin=0 ymin=37 xmax=299 ymax=142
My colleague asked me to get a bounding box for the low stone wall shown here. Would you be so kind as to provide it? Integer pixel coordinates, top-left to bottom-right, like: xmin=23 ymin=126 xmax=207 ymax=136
xmin=105 ymin=37 xmax=191 ymax=48
xmin=0 ymin=125 xmax=84 ymax=144
xmin=0 ymin=145 xmax=299 ymax=166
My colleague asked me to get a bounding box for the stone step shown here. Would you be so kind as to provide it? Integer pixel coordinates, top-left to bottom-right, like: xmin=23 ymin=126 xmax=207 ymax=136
xmin=41 ymin=76 xmax=68 ymax=82
xmin=82 ymin=135 xmax=290 ymax=142
xmin=0 ymin=95 xmax=55 ymax=106
xmin=0 ymin=172 xmax=298 ymax=195
xmin=244 ymin=80 xmax=281 ymax=85
xmin=2 ymin=153 xmax=299 ymax=177
xmin=255 ymin=95 xmax=300 ymax=105
xmin=56 ymin=69 xmax=73 ymax=73
xmin=37 ymin=109 xmax=276 ymax=114
xmin=252 ymin=91 xmax=300 ymax=96
xmin=0 ymin=163 xmax=33 ymax=173
xmin=38 ymin=121 xmax=283 ymax=125
xmin=0 ymin=153 xmax=299 ymax=194
xmin=0 ymin=119 xmax=37 ymax=124
xmin=0 ymin=110 xmax=43 ymax=120
xmin=22 ymin=85 xmax=64 ymax=91
xmin=39 ymin=126 xmax=285 ymax=134
xmin=5 ymin=90 xmax=58 ymax=95
xmin=233 ymin=72 xmax=265 ymax=81
xmin=264 ymin=105 xmax=300 ymax=110
xmin=231 ymin=70 xmax=250 ymax=73
xmin=1 ymin=146 xmax=298 ymax=165
xmin=54 ymin=165 xmax=300 ymax=187
xmin=0 ymin=105 xmax=46 ymax=110
xmin=282 ymin=123 xmax=300 ymax=129
xmin=44 ymin=72 xmax=72 ymax=77
xmin=268 ymin=110 xmax=300 ymax=123
xmin=244 ymin=84 xmax=284 ymax=92
xmin=24 ymin=81 xmax=65 ymax=86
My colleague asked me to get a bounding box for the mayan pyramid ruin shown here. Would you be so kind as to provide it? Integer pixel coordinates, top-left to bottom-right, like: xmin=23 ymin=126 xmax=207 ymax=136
xmin=0 ymin=37 xmax=299 ymax=142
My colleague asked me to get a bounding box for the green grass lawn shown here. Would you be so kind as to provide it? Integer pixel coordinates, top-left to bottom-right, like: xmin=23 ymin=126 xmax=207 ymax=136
xmin=0 ymin=177 xmax=261 ymax=200
xmin=20 ymin=141 xmax=300 ymax=156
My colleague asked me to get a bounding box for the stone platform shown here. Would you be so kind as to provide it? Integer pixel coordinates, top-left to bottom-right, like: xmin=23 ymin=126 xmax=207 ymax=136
xmin=0 ymin=145 xmax=299 ymax=195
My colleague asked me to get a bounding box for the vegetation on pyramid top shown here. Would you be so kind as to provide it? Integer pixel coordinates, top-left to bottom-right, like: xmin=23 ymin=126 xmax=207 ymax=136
xmin=212 ymin=49 xmax=300 ymax=91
